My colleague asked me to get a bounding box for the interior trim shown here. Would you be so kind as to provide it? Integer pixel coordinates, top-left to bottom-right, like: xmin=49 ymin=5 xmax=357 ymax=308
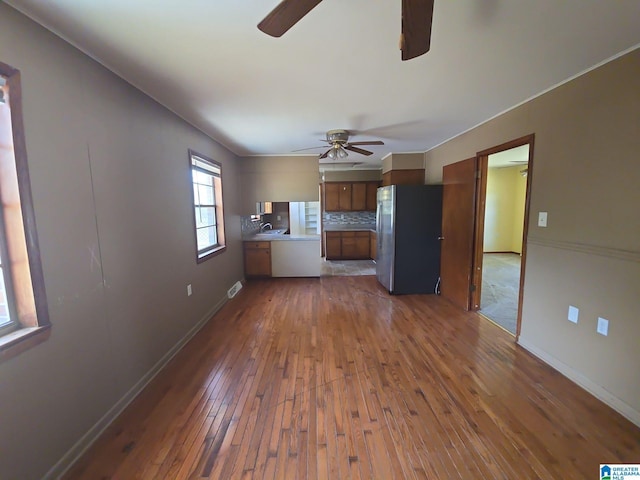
xmin=43 ymin=287 xmax=238 ymax=480
xmin=527 ymin=237 xmax=640 ymax=263
xmin=518 ymin=337 xmax=640 ymax=427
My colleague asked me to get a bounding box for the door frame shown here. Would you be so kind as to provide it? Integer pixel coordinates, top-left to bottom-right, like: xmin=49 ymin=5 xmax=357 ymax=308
xmin=471 ymin=134 xmax=535 ymax=339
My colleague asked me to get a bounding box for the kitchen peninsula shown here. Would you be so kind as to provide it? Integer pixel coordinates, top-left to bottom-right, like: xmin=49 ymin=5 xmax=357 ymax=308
xmin=243 ymin=231 xmax=321 ymax=278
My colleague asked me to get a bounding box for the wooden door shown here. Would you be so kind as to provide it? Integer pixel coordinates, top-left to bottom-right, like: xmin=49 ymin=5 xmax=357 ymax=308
xmin=351 ymin=183 xmax=367 ymax=211
xmin=325 ymin=184 xmax=340 ymax=211
xmin=440 ymin=158 xmax=477 ymax=311
xmin=338 ymin=184 xmax=352 ymax=210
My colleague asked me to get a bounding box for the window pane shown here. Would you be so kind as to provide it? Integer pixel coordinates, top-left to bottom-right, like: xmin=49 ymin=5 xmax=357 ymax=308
xmin=192 ymin=169 xmax=213 ymax=186
xmin=195 ymin=206 xmax=216 ymax=228
xmin=0 ymin=267 xmax=12 ymax=327
xmin=197 ymin=184 xmax=214 ymax=206
xmin=196 ymin=226 xmax=218 ymax=251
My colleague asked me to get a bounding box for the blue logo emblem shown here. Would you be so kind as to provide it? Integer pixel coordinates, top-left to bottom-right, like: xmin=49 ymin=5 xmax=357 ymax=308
xmin=601 ymin=465 xmax=611 ymax=480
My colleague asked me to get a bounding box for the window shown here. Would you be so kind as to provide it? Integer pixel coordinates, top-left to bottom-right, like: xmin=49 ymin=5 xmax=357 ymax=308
xmin=0 ymin=61 xmax=50 ymax=360
xmin=189 ymin=150 xmax=225 ymax=261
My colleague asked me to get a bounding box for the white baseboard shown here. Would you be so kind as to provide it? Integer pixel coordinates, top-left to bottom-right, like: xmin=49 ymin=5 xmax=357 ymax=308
xmin=44 ymin=290 xmax=234 ymax=480
xmin=517 ymin=337 xmax=640 ymax=428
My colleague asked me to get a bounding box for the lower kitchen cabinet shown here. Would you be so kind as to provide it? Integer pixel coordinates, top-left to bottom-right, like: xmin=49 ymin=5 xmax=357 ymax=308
xmin=325 ymin=232 xmax=342 ymax=259
xmin=244 ymin=241 xmax=271 ymax=277
xmin=325 ymin=231 xmax=371 ymax=260
xmin=370 ymin=231 xmax=377 ymax=260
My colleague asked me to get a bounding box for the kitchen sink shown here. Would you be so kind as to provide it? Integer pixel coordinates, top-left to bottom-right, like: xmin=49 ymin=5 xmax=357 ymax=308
xmin=256 ymin=228 xmax=289 ymax=236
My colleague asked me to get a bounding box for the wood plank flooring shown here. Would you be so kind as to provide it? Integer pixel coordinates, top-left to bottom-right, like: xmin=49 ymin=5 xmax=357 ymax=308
xmin=63 ymin=276 xmax=640 ymax=479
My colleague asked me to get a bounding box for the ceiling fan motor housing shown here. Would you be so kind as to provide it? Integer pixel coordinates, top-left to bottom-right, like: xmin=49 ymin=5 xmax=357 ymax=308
xmin=326 ymin=129 xmax=349 ymax=144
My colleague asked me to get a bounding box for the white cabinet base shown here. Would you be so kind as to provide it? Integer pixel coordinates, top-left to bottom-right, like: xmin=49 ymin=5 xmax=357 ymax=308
xmin=271 ymin=240 xmax=321 ymax=277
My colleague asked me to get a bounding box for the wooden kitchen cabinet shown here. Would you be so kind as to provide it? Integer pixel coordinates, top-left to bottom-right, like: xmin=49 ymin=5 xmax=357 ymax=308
xmin=244 ymin=241 xmax=271 ymax=277
xmin=366 ymin=182 xmax=379 ymax=211
xmin=324 ymin=183 xmax=340 ymax=211
xmin=324 ymin=181 xmax=380 ymax=212
xmin=351 ymin=183 xmax=367 ymax=211
xmin=325 ymin=231 xmax=371 ymax=260
xmin=342 ymin=231 xmax=369 ymax=259
xmin=325 ymin=232 xmax=342 ymax=259
xmin=381 ymin=169 xmax=425 ymax=186
xmin=338 ymin=183 xmax=352 ymax=210
xmin=370 ymin=231 xmax=377 ymax=260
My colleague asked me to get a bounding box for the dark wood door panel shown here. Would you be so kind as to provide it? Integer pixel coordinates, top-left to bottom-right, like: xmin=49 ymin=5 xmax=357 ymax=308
xmin=440 ymin=157 xmax=477 ymax=311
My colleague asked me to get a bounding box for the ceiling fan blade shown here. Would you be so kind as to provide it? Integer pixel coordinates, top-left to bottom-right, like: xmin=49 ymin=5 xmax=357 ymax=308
xmin=319 ymin=148 xmax=332 ymax=159
xmin=258 ymin=0 xmax=324 ymax=37
xmin=347 ymin=140 xmax=385 ymax=146
xmin=292 ymin=145 xmax=328 ymax=152
xmin=344 ymin=145 xmax=374 ymax=156
xmin=401 ymin=0 xmax=434 ymax=61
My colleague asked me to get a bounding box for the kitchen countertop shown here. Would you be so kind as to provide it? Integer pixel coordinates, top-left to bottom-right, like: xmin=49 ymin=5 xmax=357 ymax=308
xmin=323 ymin=224 xmax=376 ymax=232
xmin=243 ymin=233 xmax=321 ymax=242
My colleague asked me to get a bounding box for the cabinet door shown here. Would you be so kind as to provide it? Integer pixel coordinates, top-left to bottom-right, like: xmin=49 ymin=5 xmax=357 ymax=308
xmin=370 ymin=231 xmax=377 ymax=260
xmin=325 ymin=232 xmax=341 ymax=259
xmin=325 ymin=183 xmax=340 ymax=211
xmin=355 ymin=232 xmax=370 ymax=259
xmin=351 ymin=183 xmax=367 ymax=211
xmin=244 ymin=243 xmax=271 ymax=276
xmin=338 ymin=183 xmax=352 ymax=210
xmin=366 ymin=182 xmax=379 ymax=211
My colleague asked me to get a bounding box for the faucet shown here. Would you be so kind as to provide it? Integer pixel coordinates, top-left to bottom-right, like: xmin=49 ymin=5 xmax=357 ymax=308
xmin=260 ymin=222 xmax=272 ymax=232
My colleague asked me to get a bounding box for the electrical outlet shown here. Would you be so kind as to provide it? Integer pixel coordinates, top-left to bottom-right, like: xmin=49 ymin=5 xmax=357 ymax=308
xmin=187 ymin=284 xmax=192 ymax=296
xmin=597 ymin=317 xmax=609 ymax=336
xmin=568 ymin=305 xmax=579 ymax=324
xmin=538 ymin=212 xmax=548 ymax=227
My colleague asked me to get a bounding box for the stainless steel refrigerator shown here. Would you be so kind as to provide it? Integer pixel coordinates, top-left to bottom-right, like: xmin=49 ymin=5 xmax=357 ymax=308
xmin=376 ymin=184 xmax=443 ymax=294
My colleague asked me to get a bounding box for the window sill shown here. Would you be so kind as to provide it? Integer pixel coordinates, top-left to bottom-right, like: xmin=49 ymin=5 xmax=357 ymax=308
xmin=197 ymin=244 xmax=226 ymax=263
xmin=0 ymin=325 xmax=51 ymax=363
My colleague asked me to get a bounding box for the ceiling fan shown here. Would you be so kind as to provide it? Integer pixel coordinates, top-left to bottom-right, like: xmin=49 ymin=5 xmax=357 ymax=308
xmin=295 ymin=129 xmax=384 ymax=160
xmin=258 ymin=0 xmax=435 ymax=61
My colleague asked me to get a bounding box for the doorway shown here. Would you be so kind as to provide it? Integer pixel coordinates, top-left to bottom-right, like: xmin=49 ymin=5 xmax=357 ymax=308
xmin=477 ymin=145 xmax=529 ymax=334
xmin=439 ymin=135 xmax=534 ymax=339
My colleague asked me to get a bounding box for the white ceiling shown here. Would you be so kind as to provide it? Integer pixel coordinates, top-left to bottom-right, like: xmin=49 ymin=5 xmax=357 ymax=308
xmin=6 ymin=0 xmax=640 ymax=169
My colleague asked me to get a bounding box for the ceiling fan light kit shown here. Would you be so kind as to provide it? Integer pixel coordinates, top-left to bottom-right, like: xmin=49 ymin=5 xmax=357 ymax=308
xmin=258 ymin=0 xmax=435 ymax=61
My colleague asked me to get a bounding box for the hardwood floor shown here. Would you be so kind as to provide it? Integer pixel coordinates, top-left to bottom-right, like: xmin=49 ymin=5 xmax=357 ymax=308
xmin=63 ymin=276 xmax=640 ymax=479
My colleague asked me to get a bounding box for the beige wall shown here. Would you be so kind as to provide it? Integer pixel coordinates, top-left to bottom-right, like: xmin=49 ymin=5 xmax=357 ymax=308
xmin=511 ymin=167 xmax=527 ymax=252
xmin=484 ymin=166 xmax=526 ymax=253
xmin=425 ymin=49 xmax=640 ymax=424
xmin=238 ymin=155 xmax=319 ymax=214
xmin=382 ymin=152 xmax=424 ymax=173
xmin=0 ymin=5 xmax=244 ymax=479
xmin=323 ymin=169 xmax=382 ymax=182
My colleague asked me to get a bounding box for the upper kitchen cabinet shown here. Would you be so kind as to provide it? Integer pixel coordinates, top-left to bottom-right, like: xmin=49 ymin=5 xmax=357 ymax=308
xmin=338 ymin=183 xmax=352 ymax=210
xmin=324 ymin=181 xmax=380 ymax=212
xmin=351 ymin=183 xmax=367 ymax=211
xmin=381 ymin=153 xmax=425 ymax=186
xmin=366 ymin=182 xmax=378 ymax=211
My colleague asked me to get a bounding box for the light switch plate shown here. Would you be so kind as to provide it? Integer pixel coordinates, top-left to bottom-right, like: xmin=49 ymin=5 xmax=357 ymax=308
xmin=597 ymin=317 xmax=609 ymax=336
xmin=568 ymin=305 xmax=579 ymax=323
xmin=538 ymin=212 xmax=548 ymax=227
xmin=187 ymin=284 xmax=192 ymax=296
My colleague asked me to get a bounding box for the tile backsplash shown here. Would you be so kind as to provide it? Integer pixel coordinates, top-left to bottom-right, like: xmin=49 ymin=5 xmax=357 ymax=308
xmin=323 ymin=211 xmax=376 ymax=226
xmin=241 ymin=215 xmax=262 ymax=236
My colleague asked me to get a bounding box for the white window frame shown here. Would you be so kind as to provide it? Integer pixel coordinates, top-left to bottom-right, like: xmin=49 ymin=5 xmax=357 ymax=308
xmin=189 ymin=150 xmax=226 ymax=262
